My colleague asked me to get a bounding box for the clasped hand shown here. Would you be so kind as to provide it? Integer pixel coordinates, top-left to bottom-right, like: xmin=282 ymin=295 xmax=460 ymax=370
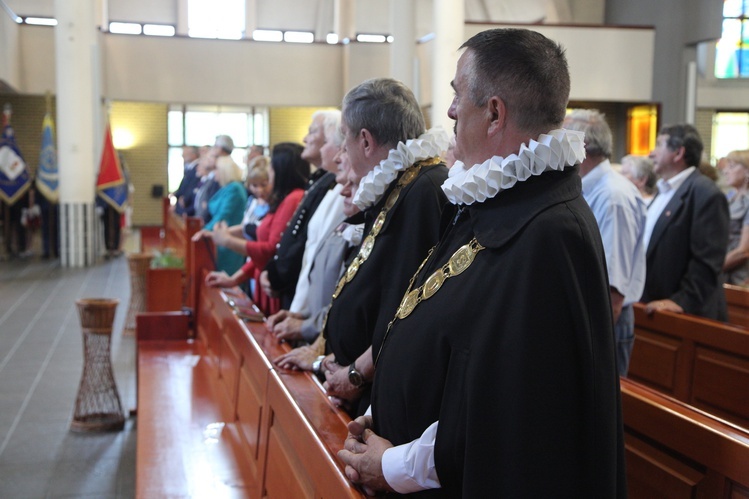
xmin=338 ymin=416 xmax=394 ymax=496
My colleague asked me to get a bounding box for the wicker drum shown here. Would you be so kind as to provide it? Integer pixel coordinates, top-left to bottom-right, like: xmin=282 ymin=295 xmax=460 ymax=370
xmin=71 ymin=298 xmax=125 ymax=432
xmin=124 ymin=253 xmax=152 ymax=334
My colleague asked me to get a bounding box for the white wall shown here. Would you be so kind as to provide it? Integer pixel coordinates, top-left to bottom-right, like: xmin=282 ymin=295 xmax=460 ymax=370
xmin=462 ymin=24 xmax=655 ymax=103
xmin=14 ymin=22 xmax=657 ymax=107
xmin=18 ymin=26 xmax=53 ymax=93
xmin=104 ymin=35 xmax=346 ymax=106
xmin=0 ymin=9 xmax=21 ymax=90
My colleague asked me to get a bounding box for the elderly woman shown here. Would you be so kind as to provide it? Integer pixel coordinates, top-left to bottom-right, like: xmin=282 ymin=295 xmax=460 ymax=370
xmin=620 ymin=154 xmax=657 ymax=205
xmin=723 ymin=150 xmax=749 ymax=285
xmin=203 ymin=142 xmax=309 ymax=315
xmin=193 ymin=155 xmax=247 ymax=274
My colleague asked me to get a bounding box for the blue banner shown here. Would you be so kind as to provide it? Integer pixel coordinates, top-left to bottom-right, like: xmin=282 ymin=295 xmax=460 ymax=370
xmin=35 ymin=113 xmax=58 ymax=203
xmin=0 ymin=123 xmax=31 ymax=205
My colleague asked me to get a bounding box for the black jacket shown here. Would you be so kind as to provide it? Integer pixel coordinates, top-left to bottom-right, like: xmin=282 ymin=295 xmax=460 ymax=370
xmin=265 ymin=170 xmax=337 ymax=309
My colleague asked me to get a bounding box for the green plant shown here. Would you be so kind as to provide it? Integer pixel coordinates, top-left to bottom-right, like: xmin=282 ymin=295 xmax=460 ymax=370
xmin=150 ymin=248 xmax=185 ymax=269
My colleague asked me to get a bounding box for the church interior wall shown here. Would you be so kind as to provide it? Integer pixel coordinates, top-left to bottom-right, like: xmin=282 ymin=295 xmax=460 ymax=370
xmin=0 ymin=8 xmax=20 ymax=91
xmin=109 ymin=101 xmax=168 ymax=227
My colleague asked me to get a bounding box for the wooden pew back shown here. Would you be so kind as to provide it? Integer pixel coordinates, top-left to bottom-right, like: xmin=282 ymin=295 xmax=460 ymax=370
xmin=725 ymin=283 xmax=749 ymax=329
xmin=631 ymin=303 xmax=749 ymax=427
xmin=621 ymin=378 xmax=749 ymax=498
xmin=195 ymin=282 xmax=364 ymax=498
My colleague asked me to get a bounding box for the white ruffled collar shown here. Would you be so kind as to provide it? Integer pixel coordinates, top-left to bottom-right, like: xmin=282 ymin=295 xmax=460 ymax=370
xmin=441 ymin=129 xmax=586 ymax=205
xmin=353 ymin=127 xmax=450 ymax=210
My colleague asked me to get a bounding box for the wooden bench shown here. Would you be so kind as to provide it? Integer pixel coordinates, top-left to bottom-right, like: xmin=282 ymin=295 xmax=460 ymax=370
xmin=136 ymin=282 xmax=749 ymax=497
xmin=631 ymin=302 xmax=749 ymax=427
xmin=135 ymin=262 xmax=364 ymax=498
xmin=725 ymin=283 xmax=749 ymax=329
xmin=139 ymin=198 xmax=204 ymax=313
xmin=621 ymin=378 xmax=749 ymax=498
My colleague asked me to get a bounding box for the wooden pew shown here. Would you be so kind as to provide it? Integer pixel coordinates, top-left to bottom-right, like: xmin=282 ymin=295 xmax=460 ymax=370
xmin=139 ymin=198 xmax=203 ymax=312
xmin=135 ymin=267 xmax=364 ymax=498
xmin=136 ymin=279 xmax=749 ymax=497
xmin=631 ymin=303 xmax=749 ymax=428
xmin=621 ymin=378 xmax=749 ymax=498
xmin=725 ymin=283 xmax=749 ymax=329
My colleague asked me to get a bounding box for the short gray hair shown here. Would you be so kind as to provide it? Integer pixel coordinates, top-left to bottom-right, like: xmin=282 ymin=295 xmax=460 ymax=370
xmin=621 ymin=154 xmax=656 ymax=194
xmin=342 ymin=78 xmax=425 ymax=148
xmin=563 ymin=109 xmax=613 ymax=158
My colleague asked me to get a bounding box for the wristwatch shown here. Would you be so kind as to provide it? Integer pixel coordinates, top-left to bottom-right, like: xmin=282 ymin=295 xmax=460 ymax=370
xmin=348 ymin=362 xmax=365 ymax=387
xmin=312 ymin=355 xmax=326 ymax=376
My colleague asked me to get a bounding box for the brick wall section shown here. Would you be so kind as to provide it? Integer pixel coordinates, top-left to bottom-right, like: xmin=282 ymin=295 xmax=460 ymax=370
xmin=0 ymin=94 xmax=56 ymax=177
xmin=110 ymin=101 xmax=168 ymax=226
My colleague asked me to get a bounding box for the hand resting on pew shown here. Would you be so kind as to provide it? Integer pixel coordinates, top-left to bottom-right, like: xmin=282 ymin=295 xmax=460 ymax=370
xmin=644 ymin=298 xmax=683 ymax=315
xmin=339 ymin=415 xmax=394 ymax=497
xmin=266 ymin=309 xmax=305 ymax=341
xmin=274 ymin=344 xmax=320 ymax=371
xmin=205 ymin=270 xmax=236 ymax=288
xmin=323 ymin=359 xmax=364 ymax=410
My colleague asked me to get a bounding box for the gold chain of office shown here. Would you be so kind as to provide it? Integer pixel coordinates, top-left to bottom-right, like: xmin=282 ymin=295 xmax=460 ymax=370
xmin=375 ymin=236 xmax=485 ymax=366
xmin=321 ymin=156 xmax=441 ymax=337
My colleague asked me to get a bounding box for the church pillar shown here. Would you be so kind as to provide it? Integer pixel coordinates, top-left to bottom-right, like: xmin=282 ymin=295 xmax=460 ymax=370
xmin=55 ymin=0 xmax=102 ymax=267
xmin=334 ymin=0 xmax=356 ymax=93
xmin=432 ymin=0 xmax=464 ymax=131
xmin=390 ymin=0 xmax=416 ymax=91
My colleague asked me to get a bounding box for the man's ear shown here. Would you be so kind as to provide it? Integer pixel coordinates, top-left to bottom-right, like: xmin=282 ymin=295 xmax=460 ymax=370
xmin=359 ymin=128 xmax=378 ymax=158
xmin=673 ymin=146 xmax=686 ymax=163
xmin=486 ymin=96 xmax=506 ymax=136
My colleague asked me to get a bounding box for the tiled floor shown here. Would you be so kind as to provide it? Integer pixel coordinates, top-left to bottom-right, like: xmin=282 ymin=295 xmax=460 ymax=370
xmin=0 ymin=236 xmax=138 ymax=498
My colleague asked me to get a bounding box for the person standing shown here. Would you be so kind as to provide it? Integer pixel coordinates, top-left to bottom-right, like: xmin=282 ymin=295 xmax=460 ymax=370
xmin=642 ymin=124 xmax=730 ymax=320
xmin=564 ymin=109 xmax=646 ymax=376
xmin=172 ymin=145 xmax=201 ymax=216
xmin=338 ymin=28 xmax=625 ymax=497
xmin=721 ymin=149 xmax=749 ymax=285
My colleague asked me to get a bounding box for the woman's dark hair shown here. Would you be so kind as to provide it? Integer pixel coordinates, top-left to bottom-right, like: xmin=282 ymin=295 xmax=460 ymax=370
xmin=268 ymin=142 xmax=309 ymax=211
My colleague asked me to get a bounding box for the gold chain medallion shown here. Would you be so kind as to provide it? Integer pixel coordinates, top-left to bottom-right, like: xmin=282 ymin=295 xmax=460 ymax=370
xmin=375 ymin=237 xmax=485 ymax=365
xmin=322 ymin=158 xmax=439 ymax=335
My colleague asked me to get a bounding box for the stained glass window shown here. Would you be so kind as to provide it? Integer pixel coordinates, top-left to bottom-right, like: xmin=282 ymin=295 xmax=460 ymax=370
xmin=715 ymin=0 xmax=749 ymax=78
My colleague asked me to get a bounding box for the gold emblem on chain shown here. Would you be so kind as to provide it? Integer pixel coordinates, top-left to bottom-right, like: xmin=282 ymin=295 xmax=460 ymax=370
xmin=322 ymin=157 xmax=441 ymax=336
xmin=395 ymin=238 xmax=485 ymax=320
xmin=376 ymin=237 xmax=485 ymax=365
xmin=330 ymin=158 xmax=440 ymax=300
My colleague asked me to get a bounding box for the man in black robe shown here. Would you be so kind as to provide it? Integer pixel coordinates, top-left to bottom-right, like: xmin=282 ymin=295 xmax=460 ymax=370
xmin=275 ymin=78 xmax=451 ymax=417
xmin=338 ymin=28 xmax=627 ymax=497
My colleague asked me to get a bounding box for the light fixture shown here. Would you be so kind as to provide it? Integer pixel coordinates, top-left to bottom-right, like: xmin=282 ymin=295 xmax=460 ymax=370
xmin=143 ymin=24 xmax=175 ymax=37
xmin=252 ymin=29 xmax=283 ymax=42
xmin=109 ymin=22 xmax=142 ymax=35
xmin=284 ymin=31 xmax=314 ymax=44
xmin=112 ymin=128 xmax=136 ymax=150
xmin=356 ymin=34 xmax=387 ymax=43
xmin=24 ymin=17 xmax=57 ymax=26
xmin=326 ymin=33 xmax=339 ymax=44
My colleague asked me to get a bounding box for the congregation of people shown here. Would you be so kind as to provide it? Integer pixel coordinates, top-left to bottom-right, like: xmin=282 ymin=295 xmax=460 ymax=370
xmin=162 ymin=27 xmax=749 ymax=496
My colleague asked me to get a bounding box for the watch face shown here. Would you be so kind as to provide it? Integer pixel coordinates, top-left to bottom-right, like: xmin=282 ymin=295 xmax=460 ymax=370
xmin=348 ymin=367 xmax=364 ymax=387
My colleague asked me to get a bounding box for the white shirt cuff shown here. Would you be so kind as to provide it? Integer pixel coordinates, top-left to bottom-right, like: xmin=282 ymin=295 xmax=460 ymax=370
xmin=381 ymin=421 xmax=441 ymax=494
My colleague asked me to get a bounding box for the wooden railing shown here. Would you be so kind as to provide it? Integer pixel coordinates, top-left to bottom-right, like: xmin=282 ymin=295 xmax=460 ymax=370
xmin=135 ymin=239 xmax=364 ymax=498
xmin=135 ymin=235 xmax=749 ymax=497
xmin=139 ymin=198 xmax=204 ymax=313
xmin=725 ymin=283 xmax=749 ymax=329
xmin=621 ymin=378 xmax=749 ymax=498
xmin=630 ymin=303 xmax=749 ymax=428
